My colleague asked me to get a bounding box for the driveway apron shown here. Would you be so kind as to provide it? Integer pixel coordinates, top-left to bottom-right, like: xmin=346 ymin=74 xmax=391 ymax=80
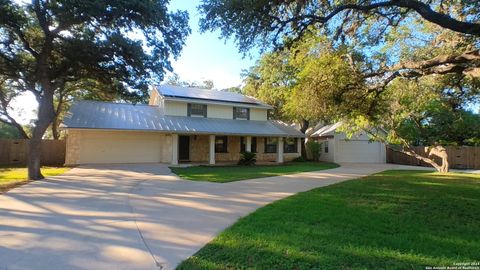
xmin=1 ymin=163 xmax=398 ymax=270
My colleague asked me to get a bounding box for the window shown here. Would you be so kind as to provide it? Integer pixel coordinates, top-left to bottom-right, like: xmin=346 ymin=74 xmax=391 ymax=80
xmin=233 ymin=107 xmax=250 ymax=120
xmin=215 ymin=136 xmax=228 ymax=153
xmin=240 ymin=137 xmax=257 ymax=153
xmin=284 ymin=138 xmax=298 ymax=153
xmin=188 ymin=103 xmax=207 ymax=117
xmin=264 ymin=137 xmax=277 ymax=153
xmin=324 ymin=141 xmax=329 ymax=153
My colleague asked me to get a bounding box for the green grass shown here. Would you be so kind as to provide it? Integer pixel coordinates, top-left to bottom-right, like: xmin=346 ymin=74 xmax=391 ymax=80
xmin=170 ymin=162 xmax=339 ymax=183
xmin=178 ymin=170 xmax=480 ymax=270
xmin=0 ymin=167 xmax=69 ymax=192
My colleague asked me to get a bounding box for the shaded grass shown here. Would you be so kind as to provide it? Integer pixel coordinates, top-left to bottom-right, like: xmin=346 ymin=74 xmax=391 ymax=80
xmin=170 ymin=162 xmax=339 ymax=183
xmin=0 ymin=167 xmax=69 ymax=193
xmin=178 ymin=170 xmax=480 ymax=270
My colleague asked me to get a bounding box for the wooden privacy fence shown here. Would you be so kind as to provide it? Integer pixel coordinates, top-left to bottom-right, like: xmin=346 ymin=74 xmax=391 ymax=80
xmin=0 ymin=139 xmax=65 ymax=166
xmin=387 ymin=146 xmax=480 ymax=169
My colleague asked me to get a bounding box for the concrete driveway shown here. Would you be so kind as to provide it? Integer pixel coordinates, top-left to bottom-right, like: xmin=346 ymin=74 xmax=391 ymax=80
xmin=1 ymin=163 xmax=402 ymax=270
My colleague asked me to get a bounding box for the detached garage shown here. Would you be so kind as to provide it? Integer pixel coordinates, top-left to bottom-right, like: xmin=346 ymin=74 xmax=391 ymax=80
xmin=308 ymin=122 xmax=386 ymax=164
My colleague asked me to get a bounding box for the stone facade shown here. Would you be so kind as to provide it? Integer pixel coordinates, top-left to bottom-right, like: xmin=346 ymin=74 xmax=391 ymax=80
xmin=185 ymin=135 xmax=300 ymax=163
xmin=65 ymin=130 xmax=81 ymax=166
xmin=190 ymin=135 xmax=209 ymax=162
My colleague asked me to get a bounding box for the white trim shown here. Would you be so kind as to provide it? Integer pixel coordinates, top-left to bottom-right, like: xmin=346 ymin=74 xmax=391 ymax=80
xmin=163 ymin=96 xmax=273 ymax=109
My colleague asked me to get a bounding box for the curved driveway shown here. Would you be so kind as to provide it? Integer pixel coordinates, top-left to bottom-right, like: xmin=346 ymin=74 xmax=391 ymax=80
xmin=1 ymin=163 xmax=401 ymax=270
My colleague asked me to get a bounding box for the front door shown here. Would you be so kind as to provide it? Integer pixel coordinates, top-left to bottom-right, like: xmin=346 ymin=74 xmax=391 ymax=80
xmin=178 ymin=135 xmax=190 ymax=161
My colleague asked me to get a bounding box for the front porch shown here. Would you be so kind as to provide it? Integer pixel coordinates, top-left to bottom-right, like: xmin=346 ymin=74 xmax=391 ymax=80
xmin=170 ymin=134 xmax=302 ymax=165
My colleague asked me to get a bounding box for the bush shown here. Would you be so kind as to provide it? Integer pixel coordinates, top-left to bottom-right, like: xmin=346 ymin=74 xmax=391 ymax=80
xmin=306 ymin=140 xmax=321 ymax=161
xmin=238 ymin=152 xmax=257 ymax=166
xmin=292 ymin=156 xmax=307 ymax=162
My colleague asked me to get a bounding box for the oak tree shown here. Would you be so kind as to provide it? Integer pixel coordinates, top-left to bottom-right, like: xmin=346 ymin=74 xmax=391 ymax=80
xmin=0 ymin=0 xmax=190 ymax=179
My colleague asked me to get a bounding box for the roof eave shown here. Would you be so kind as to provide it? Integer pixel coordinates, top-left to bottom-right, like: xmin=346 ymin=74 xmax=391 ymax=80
xmin=163 ymin=96 xmax=273 ymax=109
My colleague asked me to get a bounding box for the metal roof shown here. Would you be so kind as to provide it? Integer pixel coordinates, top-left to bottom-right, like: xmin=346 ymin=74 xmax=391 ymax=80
xmin=62 ymin=101 xmax=305 ymax=137
xmin=309 ymin=122 xmax=343 ymax=137
xmin=155 ymin=85 xmax=272 ymax=108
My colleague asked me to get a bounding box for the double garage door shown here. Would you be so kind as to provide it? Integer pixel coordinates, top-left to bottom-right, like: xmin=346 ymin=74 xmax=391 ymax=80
xmin=336 ymin=139 xmax=385 ymax=163
xmin=77 ymin=131 xmax=172 ymax=164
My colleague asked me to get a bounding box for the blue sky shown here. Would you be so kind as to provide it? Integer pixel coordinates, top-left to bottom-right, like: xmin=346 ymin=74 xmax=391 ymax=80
xmin=168 ymin=0 xmax=258 ymax=89
xmin=12 ymin=1 xmax=257 ymax=124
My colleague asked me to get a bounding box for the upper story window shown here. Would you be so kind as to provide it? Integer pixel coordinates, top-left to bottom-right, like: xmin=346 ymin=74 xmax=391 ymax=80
xmin=284 ymin=138 xmax=298 ymax=153
xmin=188 ymin=103 xmax=207 ymax=117
xmin=233 ymin=107 xmax=250 ymax=120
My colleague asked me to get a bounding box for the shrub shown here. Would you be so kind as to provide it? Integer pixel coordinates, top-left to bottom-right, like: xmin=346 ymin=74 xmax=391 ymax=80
xmin=292 ymin=156 xmax=307 ymax=162
xmin=238 ymin=152 xmax=257 ymax=166
xmin=306 ymin=140 xmax=321 ymax=161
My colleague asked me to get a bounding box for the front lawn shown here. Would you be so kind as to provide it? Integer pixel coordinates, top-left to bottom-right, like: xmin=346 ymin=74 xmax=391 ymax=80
xmin=178 ymin=170 xmax=480 ymax=270
xmin=0 ymin=167 xmax=69 ymax=193
xmin=170 ymin=162 xmax=339 ymax=183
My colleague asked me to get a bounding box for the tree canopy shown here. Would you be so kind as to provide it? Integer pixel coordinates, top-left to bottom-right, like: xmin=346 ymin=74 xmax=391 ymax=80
xmin=0 ymin=0 xmax=190 ymax=179
xmin=199 ymin=0 xmax=479 ymax=81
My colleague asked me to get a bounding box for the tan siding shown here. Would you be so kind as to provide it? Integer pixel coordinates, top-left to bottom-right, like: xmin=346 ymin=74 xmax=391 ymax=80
xmin=164 ymin=101 xmax=188 ymax=116
xmin=207 ymin=104 xmax=232 ymax=119
xmin=148 ymin=89 xmax=161 ymax=105
xmin=250 ymin=108 xmax=268 ymax=121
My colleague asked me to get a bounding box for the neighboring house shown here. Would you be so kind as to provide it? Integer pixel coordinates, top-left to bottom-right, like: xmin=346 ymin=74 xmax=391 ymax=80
xmin=308 ymin=122 xmax=386 ymax=163
xmin=62 ymin=85 xmax=304 ymax=165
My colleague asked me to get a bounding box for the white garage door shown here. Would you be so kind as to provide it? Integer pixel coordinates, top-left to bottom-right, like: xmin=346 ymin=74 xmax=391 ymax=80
xmin=336 ymin=140 xmax=384 ymax=163
xmin=78 ymin=131 xmax=171 ymax=164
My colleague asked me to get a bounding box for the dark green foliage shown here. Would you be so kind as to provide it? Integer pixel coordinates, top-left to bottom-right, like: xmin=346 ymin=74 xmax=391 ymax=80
xmin=306 ymin=140 xmax=321 ymax=161
xmin=237 ymin=152 xmax=256 ymax=166
xmin=178 ymin=170 xmax=480 ymax=269
xmin=199 ymin=0 xmax=480 ymax=54
xmin=0 ymin=123 xmax=21 ymax=139
xmin=398 ymin=105 xmax=480 ymax=146
xmin=291 ymin=156 xmax=306 ymax=162
xmin=0 ymin=0 xmax=190 ymax=178
xmin=170 ymin=162 xmax=338 ymax=183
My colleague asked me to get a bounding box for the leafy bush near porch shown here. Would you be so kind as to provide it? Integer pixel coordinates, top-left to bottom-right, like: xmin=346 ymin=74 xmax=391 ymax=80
xmin=238 ymin=152 xmax=256 ymax=166
xmin=306 ymin=140 xmax=321 ymax=161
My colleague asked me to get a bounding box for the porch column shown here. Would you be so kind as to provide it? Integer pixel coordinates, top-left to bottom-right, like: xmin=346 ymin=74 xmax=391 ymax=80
xmin=297 ymin=137 xmax=302 ymax=153
xmin=209 ymin=135 xmax=215 ymax=165
xmin=171 ymin=134 xmax=178 ymax=165
xmin=246 ymin=136 xmax=252 ymax=152
xmin=277 ymin=137 xmax=284 ymax=163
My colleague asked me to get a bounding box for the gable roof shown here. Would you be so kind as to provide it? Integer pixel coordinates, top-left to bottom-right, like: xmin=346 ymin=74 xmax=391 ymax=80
xmin=62 ymin=101 xmax=304 ymax=137
xmin=309 ymin=122 xmax=343 ymax=137
xmin=155 ymin=85 xmax=272 ymax=109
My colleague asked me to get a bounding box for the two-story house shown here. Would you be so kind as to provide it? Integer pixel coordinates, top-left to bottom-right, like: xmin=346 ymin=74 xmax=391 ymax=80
xmin=62 ymin=85 xmax=304 ymax=165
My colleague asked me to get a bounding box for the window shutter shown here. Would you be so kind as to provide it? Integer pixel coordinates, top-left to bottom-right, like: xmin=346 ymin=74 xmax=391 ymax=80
xmin=233 ymin=107 xmax=236 ymax=119
xmin=203 ymin=105 xmax=207 ymax=117
xmin=187 ymin=104 xmax=191 ymax=116
xmin=247 ymin=108 xmax=250 ymax=120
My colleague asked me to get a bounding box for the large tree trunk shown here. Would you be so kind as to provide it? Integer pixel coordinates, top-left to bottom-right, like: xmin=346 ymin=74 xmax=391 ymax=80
xmin=28 ymin=90 xmax=55 ymax=180
xmin=52 ymin=116 xmax=60 ymax=139
xmin=395 ymin=145 xmax=449 ymax=173
xmin=299 ymin=119 xmax=309 ymax=158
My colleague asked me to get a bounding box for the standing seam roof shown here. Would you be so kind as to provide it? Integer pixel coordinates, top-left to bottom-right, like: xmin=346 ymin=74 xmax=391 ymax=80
xmin=62 ymin=101 xmax=305 ymax=137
